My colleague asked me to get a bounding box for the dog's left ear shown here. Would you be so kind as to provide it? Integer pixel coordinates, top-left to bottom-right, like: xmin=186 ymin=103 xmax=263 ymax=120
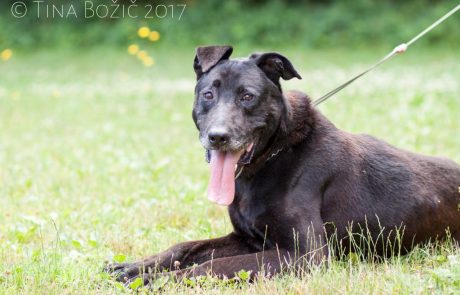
xmin=250 ymin=52 xmax=301 ymax=88
xmin=193 ymin=45 xmax=233 ymax=79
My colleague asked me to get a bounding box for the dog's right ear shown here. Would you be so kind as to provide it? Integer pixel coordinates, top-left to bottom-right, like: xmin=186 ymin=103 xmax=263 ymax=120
xmin=193 ymin=45 xmax=233 ymax=80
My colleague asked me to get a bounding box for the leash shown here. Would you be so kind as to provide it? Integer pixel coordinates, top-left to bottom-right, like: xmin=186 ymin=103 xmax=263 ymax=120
xmin=312 ymin=4 xmax=460 ymax=107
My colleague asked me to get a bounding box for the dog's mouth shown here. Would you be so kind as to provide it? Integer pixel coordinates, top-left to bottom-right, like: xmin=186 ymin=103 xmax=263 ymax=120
xmin=205 ymin=142 xmax=255 ymax=206
xmin=205 ymin=142 xmax=256 ymax=165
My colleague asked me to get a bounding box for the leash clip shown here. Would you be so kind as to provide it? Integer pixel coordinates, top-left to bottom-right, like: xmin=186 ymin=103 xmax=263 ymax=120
xmin=394 ymin=43 xmax=408 ymax=54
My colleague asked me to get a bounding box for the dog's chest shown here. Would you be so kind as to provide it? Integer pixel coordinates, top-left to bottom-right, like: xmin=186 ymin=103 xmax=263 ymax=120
xmin=229 ymin=200 xmax=271 ymax=249
xmin=229 ymin=173 xmax=287 ymax=248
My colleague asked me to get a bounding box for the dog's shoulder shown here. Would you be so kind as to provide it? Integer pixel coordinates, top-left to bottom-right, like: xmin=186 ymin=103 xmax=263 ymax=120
xmin=284 ymin=90 xmax=311 ymax=112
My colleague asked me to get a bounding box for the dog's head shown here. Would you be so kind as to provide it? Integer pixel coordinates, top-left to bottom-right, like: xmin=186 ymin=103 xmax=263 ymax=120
xmin=192 ymin=45 xmax=301 ymax=205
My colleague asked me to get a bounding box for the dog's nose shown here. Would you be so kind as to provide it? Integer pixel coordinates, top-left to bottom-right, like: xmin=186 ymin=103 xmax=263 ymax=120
xmin=208 ymin=130 xmax=230 ymax=147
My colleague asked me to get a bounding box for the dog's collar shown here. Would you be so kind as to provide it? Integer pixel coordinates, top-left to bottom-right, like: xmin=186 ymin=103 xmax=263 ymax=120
xmin=235 ymin=147 xmax=284 ymax=180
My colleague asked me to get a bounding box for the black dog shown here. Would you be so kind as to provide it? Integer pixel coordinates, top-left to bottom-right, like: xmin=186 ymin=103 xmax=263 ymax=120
xmin=107 ymin=45 xmax=460 ymax=284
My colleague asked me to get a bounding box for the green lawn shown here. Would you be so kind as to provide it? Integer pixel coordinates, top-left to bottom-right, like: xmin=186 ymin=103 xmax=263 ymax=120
xmin=1 ymin=47 xmax=459 ymax=294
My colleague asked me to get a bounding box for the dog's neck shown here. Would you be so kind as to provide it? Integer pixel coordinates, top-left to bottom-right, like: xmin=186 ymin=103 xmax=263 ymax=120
xmin=242 ymin=90 xmax=317 ymax=176
xmin=279 ymin=90 xmax=317 ymax=147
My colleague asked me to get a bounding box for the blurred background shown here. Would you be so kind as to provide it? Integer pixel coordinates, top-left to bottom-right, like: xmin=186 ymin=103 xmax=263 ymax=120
xmin=1 ymin=0 xmax=459 ymax=51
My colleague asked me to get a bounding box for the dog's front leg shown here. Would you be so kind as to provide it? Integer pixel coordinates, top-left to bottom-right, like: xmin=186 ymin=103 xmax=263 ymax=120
xmin=179 ymin=246 xmax=328 ymax=279
xmin=168 ymin=218 xmax=330 ymax=282
xmin=131 ymin=245 xmax=327 ymax=286
xmin=105 ymin=233 xmax=257 ymax=282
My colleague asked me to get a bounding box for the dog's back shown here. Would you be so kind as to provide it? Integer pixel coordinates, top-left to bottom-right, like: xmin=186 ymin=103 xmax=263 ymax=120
xmin=293 ymin=92 xmax=460 ymax=252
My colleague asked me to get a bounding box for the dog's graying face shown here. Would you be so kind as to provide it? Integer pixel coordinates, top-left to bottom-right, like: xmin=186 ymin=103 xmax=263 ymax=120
xmin=192 ymin=45 xmax=301 ymax=205
xmin=192 ymin=45 xmax=301 ymax=164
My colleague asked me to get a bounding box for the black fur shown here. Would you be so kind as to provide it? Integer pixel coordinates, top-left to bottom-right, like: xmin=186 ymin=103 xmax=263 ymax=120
xmin=106 ymin=46 xmax=460 ymax=285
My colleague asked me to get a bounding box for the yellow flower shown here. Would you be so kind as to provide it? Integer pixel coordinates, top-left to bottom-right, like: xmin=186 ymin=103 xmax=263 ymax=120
xmin=137 ymin=50 xmax=148 ymax=60
xmin=148 ymin=31 xmax=160 ymax=42
xmin=143 ymin=57 xmax=155 ymax=67
xmin=137 ymin=27 xmax=150 ymax=38
xmin=127 ymin=44 xmax=139 ymax=55
xmin=1 ymin=49 xmax=13 ymax=61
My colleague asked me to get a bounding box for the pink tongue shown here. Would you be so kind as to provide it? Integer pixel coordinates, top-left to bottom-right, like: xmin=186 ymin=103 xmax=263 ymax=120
xmin=207 ymin=150 xmax=242 ymax=206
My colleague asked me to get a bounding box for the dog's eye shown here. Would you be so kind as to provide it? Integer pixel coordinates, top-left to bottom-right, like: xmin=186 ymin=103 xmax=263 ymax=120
xmin=241 ymin=93 xmax=254 ymax=102
xmin=203 ymin=91 xmax=214 ymax=100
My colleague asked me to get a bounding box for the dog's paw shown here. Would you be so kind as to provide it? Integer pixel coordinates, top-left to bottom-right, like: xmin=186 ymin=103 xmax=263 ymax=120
xmin=105 ymin=266 xmax=171 ymax=291
xmin=104 ymin=262 xmax=145 ymax=282
xmin=103 ymin=262 xmax=125 ymax=273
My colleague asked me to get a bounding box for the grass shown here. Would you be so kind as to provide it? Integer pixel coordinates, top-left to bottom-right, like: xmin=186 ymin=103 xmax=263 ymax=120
xmin=0 ymin=46 xmax=459 ymax=294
